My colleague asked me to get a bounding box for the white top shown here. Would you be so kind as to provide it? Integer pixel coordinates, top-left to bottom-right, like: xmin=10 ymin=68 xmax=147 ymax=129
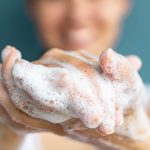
xmin=18 ymin=133 xmax=43 ymax=150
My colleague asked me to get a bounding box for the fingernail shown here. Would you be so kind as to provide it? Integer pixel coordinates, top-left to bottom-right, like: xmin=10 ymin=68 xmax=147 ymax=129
xmin=96 ymin=124 xmax=115 ymax=136
xmin=98 ymin=128 xmax=115 ymax=136
xmin=1 ymin=46 xmax=13 ymax=62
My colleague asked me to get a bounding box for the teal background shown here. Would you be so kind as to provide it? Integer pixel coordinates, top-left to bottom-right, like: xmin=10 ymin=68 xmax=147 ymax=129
xmin=0 ymin=0 xmax=150 ymax=82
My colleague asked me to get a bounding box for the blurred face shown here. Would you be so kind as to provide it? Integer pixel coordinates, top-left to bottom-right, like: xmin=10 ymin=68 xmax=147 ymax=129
xmin=28 ymin=0 xmax=129 ymax=54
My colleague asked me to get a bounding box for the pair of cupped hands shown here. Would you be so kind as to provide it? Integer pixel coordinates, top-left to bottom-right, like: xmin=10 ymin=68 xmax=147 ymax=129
xmin=0 ymin=46 xmax=144 ymax=136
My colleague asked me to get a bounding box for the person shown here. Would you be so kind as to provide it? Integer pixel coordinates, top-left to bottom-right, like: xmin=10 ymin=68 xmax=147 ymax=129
xmin=0 ymin=0 xmax=149 ymax=150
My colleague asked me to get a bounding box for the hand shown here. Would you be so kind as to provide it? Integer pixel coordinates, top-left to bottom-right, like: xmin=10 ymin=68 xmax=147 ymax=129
xmin=0 ymin=46 xmax=145 ymax=136
xmin=0 ymin=46 xmax=65 ymax=135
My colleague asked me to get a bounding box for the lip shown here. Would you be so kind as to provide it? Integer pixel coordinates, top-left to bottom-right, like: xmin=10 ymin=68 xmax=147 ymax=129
xmin=62 ymin=28 xmax=96 ymax=49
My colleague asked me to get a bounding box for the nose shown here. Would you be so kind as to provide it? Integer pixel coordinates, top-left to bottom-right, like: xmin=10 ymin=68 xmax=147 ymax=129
xmin=66 ymin=0 xmax=90 ymax=29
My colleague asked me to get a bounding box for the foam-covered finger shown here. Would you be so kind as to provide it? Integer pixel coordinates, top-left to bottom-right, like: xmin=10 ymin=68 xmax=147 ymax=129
xmin=72 ymin=101 xmax=104 ymax=129
xmin=1 ymin=46 xmax=21 ymax=63
xmin=1 ymin=46 xmax=22 ymax=88
xmin=99 ymin=48 xmax=115 ymax=79
xmin=12 ymin=59 xmax=69 ymax=108
xmin=96 ymin=114 xmax=115 ymax=135
xmin=127 ymin=55 xmax=142 ymax=71
xmin=99 ymin=48 xmax=128 ymax=80
xmin=99 ymin=48 xmax=134 ymax=87
xmin=81 ymin=108 xmax=104 ymax=129
xmin=11 ymin=59 xmax=73 ymax=124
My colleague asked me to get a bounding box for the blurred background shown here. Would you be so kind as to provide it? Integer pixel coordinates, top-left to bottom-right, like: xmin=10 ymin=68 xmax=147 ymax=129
xmin=0 ymin=0 xmax=150 ymax=83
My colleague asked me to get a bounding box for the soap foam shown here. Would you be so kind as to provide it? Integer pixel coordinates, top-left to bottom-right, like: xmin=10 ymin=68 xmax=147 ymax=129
xmin=8 ymin=49 xmax=149 ymax=138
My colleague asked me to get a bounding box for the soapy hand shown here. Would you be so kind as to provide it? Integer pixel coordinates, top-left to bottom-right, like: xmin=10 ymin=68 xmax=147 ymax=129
xmin=0 ymin=46 xmax=145 ymax=135
xmin=0 ymin=47 xmax=65 ymax=135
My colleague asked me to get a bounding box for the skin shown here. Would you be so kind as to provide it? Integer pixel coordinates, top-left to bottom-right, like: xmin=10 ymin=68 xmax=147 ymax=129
xmin=0 ymin=47 xmax=142 ymax=150
xmin=0 ymin=0 xmax=145 ymax=150
xmin=27 ymin=0 xmax=130 ymax=55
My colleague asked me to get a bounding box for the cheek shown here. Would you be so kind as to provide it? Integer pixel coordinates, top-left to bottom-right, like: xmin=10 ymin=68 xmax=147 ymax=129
xmin=35 ymin=4 xmax=66 ymax=35
xmin=93 ymin=3 xmax=123 ymax=29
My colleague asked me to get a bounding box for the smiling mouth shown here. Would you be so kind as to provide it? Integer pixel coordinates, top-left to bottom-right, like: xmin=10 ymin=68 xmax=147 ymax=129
xmin=62 ymin=29 xmax=97 ymax=49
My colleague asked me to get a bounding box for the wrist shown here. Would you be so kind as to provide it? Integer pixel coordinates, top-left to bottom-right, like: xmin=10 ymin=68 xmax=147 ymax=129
xmin=0 ymin=122 xmax=24 ymax=150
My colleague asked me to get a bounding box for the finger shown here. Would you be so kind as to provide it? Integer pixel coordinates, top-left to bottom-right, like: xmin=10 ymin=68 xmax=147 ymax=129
xmin=99 ymin=49 xmax=134 ymax=87
xmin=0 ymin=104 xmax=41 ymax=134
xmin=1 ymin=45 xmax=21 ymax=63
xmin=1 ymin=47 xmax=65 ymax=134
xmin=96 ymin=115 xmax=115 ymax=136
xmin=12 ymin=59 xmax=69 ymax=112
xmin=71 ymin=97 xmax=104 ymax=128
xmin=0 ymin=60 xmax=42 ymax=133
xmin=1 ymin=46 xmax=21 ymax=89
xmin=127 ymin=55 xmax=142 ymax=71
xmin=0 ymin=46 xmax=31 ymax=127
xmin=96 ymin=101 xmax=115 ymax=135
xmin=0 ymin=77 xmax=65 ymax=135
xmin=80 ymin=108 xmax=104 ymax=129
xmin=99 ymin=48 xmax=114 ymax=78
